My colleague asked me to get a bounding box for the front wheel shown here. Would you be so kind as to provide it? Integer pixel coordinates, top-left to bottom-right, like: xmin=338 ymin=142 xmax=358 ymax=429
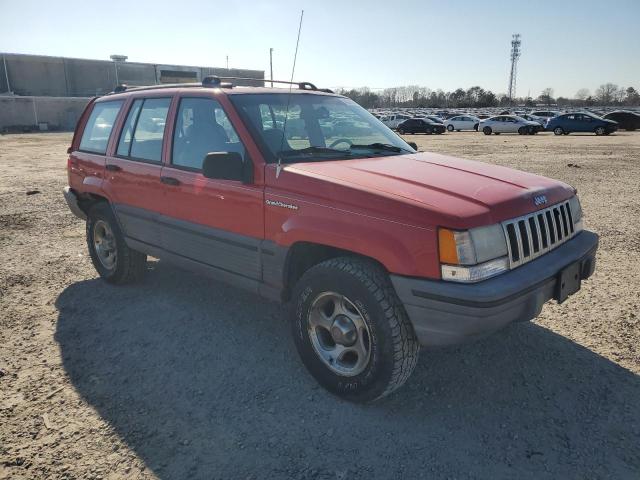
xmin=86 ymin=203 xmax=147 ymax=284
xmin=483 ymin=126 xmax=492 ymax=135
xmin=553 ymin=127 xmax=564 ymax=136
xmin=447 ymin=124 xmax=454 ymax=132
xmin=291 ymin=257 xmax=419 ymax=403
xmin=595 ymin=126 xmax=606 ymax=136
xmin=397 ymin=128 xmax=406 ymax=135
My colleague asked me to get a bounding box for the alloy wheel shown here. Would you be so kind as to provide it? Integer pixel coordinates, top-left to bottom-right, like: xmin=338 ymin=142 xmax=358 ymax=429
xmin=307 ymin=292 xmax=372 ymax=377
xmin=93 ymin=220 xmax=117 ymax=270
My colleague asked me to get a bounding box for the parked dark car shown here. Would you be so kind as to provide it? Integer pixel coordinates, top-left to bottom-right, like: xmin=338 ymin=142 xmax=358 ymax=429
xmin=546 ymin=112 xmax=618 ymax=136
xmin=397 ymin=118 xmax=446 ymax=135
xmin=423 ymin=115 xmax=444 ymax=124
xmin=603 ymin=111 xmax=640 ymax=131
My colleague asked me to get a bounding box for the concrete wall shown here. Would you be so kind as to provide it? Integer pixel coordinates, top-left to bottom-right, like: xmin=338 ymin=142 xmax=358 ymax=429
xmin=0 ymin=96 xmax=91 ymax=131
xmin=1 ymin=53 xmax=264 ymax=96
xmin=0 ymin=53 xmax=264 ymax=131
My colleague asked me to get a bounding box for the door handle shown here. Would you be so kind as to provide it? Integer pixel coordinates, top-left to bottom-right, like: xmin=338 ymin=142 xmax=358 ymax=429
xmin=161 ymin=176 xmax=180 ymax=186
xmin=105 ymin=164 xmax=121 ymax=172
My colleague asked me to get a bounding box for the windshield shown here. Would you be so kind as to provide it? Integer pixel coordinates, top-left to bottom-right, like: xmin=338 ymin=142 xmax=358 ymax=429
xmin=229 ymin=93 xmax=414 ymax=163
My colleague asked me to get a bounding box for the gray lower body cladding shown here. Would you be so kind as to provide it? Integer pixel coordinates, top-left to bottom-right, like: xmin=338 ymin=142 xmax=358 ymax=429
xmin=391 ymin=231 xmax=598 ymax=347
xmin=63 ymin=187 xmax=87 ymax=220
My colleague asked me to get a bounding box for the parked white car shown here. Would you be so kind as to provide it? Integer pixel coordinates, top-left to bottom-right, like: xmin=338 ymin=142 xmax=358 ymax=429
xmin=519 ymin=113 xmax=547 ymax=126
xmin=479 ymin=115 xmax=542 ymax=135
xmin=444 ymin=115 xmax=480 ymax=132
xmin=380 ymin=114 xmax=411 ymax=130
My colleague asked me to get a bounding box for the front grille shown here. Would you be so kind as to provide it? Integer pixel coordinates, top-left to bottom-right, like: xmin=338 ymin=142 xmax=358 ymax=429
xmin=502 ymin=200 xmax=579 ymax=268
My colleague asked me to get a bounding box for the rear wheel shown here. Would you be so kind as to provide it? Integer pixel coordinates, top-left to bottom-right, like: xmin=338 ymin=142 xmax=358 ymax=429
xmin=595 ymin=126 xmax=606 ymax=136
xmin=483 ymin=126 xmax=492 ymax=135
xmin=397 ymin=127 xmax=406 ymax=135
xmin=86 ymin=203 xmax=147 ymax=284
xmin=553 ymin=127 xmax=564 ymax=136
xmin=291 ymin=257 xmax=419 ymax=403
xmin=447 ymin=124 xmax=454 ymax=132
xmin=518 ymin=127 xmax=526 ymax=135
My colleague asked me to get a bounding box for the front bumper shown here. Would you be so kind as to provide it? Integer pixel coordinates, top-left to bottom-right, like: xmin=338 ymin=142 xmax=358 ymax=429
xmin=391 ymin=230 xmax=598 ymax=347
xmin=63 ymin=186 xmax=87 ymax=220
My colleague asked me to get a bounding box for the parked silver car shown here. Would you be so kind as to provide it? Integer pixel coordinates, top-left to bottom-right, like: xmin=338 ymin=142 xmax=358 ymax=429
xmin=479 ymin=115 xmax=542 ymax=135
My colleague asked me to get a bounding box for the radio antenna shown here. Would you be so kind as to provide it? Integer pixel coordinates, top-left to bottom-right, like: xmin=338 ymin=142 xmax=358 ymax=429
xmin=276 ymin=9 xmax=304 ymax=179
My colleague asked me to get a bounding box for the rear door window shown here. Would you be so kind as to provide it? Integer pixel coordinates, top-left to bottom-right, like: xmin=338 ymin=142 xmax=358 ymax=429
xmin=130 ymin=98 xmax=171 ymax=162
xmin=117 ymin=98 xmax=171 ymax=162
xmin=79 ymin=101 xmax=123 ymax=154
xmin=116 ymin=99 xmax=143 ymax=157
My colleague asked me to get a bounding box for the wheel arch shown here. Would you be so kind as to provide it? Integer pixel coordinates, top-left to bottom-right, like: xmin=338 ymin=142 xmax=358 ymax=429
xmin=76 ymin=191 xmax=113 ymax=216
xmin=281 ymin=241 xmax=389 ymax=302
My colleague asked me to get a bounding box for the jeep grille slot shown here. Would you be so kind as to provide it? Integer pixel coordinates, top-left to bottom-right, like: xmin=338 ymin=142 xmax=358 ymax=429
xmin=502 ymin=200 xmax=580 ymax=268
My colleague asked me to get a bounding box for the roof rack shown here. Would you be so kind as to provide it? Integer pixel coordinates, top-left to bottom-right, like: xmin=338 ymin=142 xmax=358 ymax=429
xmin=108 ymin=76 xmax=333 ymax=95
xmin=212 ymin=76 xmax=333 ymax=93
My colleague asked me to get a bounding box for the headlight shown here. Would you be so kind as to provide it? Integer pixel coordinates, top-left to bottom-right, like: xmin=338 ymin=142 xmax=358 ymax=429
xmin=438 ymin=224 xmax=509 ymax=283
xmin=568 ymin=195 xmax=583 ymax=231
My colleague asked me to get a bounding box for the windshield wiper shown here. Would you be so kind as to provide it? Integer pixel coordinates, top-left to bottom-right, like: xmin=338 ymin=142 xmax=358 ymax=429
xmin=349 ymin=143 xmax=413 ymax=154
xmin=279 ymin=146 xmax=352 ymax=157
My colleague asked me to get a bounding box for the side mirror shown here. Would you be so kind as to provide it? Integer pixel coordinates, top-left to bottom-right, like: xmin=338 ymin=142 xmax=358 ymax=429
xmin=202 ymin=152 xmax=253 ymax=183
xmin=407 ymin=141 xmax=418 ymax=151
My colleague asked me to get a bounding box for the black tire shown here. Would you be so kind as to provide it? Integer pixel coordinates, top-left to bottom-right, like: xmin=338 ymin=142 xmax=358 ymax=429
xmin=494 ymin=132 xmax=501 ymax=135
xmin=446 ymin=124 xmax=454 ymax=132
xmin=594 ymin=126 xmax=606 ymax=136
xmin=473 ymin=124 xmax=479 ymax=131
xmin=426 ymin=128 xmax=433 ymax=135
xmin=86 ymin=202 xmax=147 ymax=284
xmin=398 ymin=128 xmax=405 ymax=135
xmin=290 ymin=257 xmax=419 ymax=403
xmin=483 ymin=126 xmax=492 ymax=135
xmin=518 ymin=127 xmax=526 ymax=135
xmin=553 ymin=127 xmax=564 ymax=136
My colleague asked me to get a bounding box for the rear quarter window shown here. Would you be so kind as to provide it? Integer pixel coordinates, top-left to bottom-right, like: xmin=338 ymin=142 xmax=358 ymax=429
xmin=79 ymin=101 xmax=124 ymax=154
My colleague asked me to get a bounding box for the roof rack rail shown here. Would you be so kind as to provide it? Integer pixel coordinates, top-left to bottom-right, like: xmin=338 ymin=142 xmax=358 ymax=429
xmin=108 ymin=82 xmax=204 ymax=94
xmin=108 ymin=76 xmax=333 ymax=95
xmin=212 ymin=76 xmax=333 ymax=93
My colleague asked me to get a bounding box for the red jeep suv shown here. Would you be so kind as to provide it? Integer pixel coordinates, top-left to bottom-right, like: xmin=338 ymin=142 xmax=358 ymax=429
xmin=64 ymin=77 xmax=598 ymax=402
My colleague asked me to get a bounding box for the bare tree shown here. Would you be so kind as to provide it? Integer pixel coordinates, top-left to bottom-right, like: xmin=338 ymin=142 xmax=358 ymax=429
xmin=575 ymin=88 xmax=590 ymax=101
xmin=539 ymin=88 xmax=555 ymax=106
xmin=626 ymin=87 xmax=640 ymax=106
xmin=595 ymin=83 xmax=619 ymax=104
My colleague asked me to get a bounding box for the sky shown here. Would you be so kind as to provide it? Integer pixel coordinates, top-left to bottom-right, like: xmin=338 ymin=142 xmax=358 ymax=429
xmin=1 ymin=0 xmax=638 ymax=98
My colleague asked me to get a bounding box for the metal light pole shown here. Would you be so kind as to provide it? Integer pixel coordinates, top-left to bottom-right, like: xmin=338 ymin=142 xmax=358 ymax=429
xmin=2 ymin=54 xmax=12 ymax=94
xmin=269 ymin=48 xmax=274 ymax=87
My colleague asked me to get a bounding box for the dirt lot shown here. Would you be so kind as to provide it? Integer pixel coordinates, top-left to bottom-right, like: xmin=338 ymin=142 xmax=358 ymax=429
xmin=1 ymin=131 xmax=639 ymax=479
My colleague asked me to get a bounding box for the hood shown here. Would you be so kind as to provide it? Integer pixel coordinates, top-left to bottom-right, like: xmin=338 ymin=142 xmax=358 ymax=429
xmin=280 ymin=152 xmax=574 ymax=229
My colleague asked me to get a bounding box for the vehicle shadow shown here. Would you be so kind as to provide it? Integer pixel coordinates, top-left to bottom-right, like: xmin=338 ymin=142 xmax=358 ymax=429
xmin=55 ymin=261 xmax=640 ymax=479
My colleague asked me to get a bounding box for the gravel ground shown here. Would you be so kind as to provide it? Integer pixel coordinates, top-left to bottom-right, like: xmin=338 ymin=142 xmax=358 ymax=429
xmin=1 ymin=131 xmax=639 ymax=479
